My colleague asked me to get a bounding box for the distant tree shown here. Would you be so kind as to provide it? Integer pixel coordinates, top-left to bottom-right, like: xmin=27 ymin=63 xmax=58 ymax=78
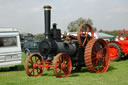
xmin=104 ymin=30 xmax=121 ymax=36
xmin=98 ymin=29 xmax=104 ymax=32
xmin=67 ymin=17 xmax=94 ymax=32
xmin=98 ymin=29 xmax=125 ymax=36
xmin=34 ymin=34 xmax=44 ymax=40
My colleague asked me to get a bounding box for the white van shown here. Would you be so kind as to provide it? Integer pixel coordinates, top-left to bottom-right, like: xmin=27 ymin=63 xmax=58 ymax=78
xmin=0 ymin=28 xmax=22 ymax=68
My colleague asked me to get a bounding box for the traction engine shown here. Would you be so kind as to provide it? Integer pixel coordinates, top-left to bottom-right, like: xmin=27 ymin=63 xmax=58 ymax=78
xmin=108 ymin=29 xmax=128 ymax=61
xmin=24 ymin=6 xmax=110 ymax=78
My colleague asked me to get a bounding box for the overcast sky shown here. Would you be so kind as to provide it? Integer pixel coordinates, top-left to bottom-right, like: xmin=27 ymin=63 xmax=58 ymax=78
xmin=0 ymin=0 xmax=128 ymax=34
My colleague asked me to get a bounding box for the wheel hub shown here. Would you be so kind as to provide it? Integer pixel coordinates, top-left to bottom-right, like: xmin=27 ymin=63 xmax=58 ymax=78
xmin=61 ymin=63 xmax=66 ymax=70
xmin=96 ymin=51 xmax=102 ymax=59
xmin=110 ymin=48 xmax=118 ymax=57
xmin=33 ymin=63 xmax=38 ymax=69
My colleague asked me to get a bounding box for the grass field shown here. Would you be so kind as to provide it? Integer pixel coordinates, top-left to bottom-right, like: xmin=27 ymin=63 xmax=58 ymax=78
xmin=0 ymin=53 xmax=128 ymax=85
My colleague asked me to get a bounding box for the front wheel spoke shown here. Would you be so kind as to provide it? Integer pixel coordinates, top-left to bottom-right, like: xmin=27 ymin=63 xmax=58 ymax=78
xmin=35 ymin=57 xmax=39 ymax=62
xmin=29 ymin=65 xmax=33 ymax=68
xmin=30 ymin=58 xmax=33 ymax=63
xmin=33 ymin=70 xmax=35 ymax=75
xmin=58 ymin=69 xmax=62 ymax=75
xmin=29 ymin=62 xmax=33 ymax=67
xmin=36 ymin=68 xmax=40 ymax=73
xmin=31 ymin=69 xmax=34 ymax=74
xmin=57 ymin=64 xmax=61 ymax=68
xmin=29 ymin=60 xmax=32 ymax=64
xmin=63 ymin=68 xmax=67 ymax=74
xmin=35 ymin=57 xmax=37 ymax=61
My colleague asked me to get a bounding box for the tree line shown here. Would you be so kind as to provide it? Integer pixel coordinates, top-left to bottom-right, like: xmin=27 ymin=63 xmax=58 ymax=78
xmin=22 ymin=17 xmax=127 ymax=40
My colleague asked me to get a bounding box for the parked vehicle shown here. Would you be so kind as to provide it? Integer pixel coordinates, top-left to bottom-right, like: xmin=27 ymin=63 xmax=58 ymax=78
xmin=23 ymin=40 xmax=40 ymax=56
xmin=108 ymin=29 xmax=128 ymax=61
xmin=0 ymin=28 xmax=22 ymax=68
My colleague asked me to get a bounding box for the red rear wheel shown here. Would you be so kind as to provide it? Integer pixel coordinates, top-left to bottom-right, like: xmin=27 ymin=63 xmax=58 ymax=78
xmin=109 ymin=46 xmax=118 ymax=60
xmin=108 ymin=43 xmax=122 ymax=61
xmin=85 ymin=39 xmax=110 ymax=73
xmin=77 ymin=24 xmax=94 ymax=48
xmin=53 ymin=53 xmax=72 ymax=78
xmin=24 ymin=54 xmax=43 ymax=76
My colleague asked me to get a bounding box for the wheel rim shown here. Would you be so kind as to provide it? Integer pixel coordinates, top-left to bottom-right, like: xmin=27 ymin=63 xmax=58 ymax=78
xmin=77 ymin=24 xmax=94 ymax=48
xmin=109 ymin=46 xmax=118 ymax=60
xmin=85 ymin=39 xmax=110 ymax=73
xmin=24 ymin=54 xmax=43 ymax=76
xmin=53 ymin=53 xmax=72 ymax=78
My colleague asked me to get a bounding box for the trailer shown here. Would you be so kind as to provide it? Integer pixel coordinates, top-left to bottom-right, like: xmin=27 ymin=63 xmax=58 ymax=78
xmin=0 ymin=28 xmax=22 ymax=68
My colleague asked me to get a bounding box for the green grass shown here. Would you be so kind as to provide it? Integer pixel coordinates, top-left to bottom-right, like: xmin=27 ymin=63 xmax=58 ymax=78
xmin=0 ymin=53 xmax=128 ymax=85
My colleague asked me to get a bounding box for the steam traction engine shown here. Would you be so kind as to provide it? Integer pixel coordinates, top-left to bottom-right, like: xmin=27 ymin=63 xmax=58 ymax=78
xmin=24 ymin=6 xmax=110 ymax=78
xmin=108 ymin=29 xmax=128 ymax=61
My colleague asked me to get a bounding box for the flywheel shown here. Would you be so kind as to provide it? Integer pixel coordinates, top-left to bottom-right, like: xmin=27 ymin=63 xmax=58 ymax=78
xmin=77 ymin=24 xmax=94 ymax=48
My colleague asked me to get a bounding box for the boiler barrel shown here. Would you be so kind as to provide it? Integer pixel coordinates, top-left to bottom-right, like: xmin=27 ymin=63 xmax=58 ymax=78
xmin=56 ymin=42 xmax=77 ymax=56
xmin=39 ymin=40 xmax=77 ymax=57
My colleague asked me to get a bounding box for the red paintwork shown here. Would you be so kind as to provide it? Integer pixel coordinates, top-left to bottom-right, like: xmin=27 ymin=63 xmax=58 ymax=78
xmin=85 ymin=39 xmax=110 ymax=73
xmin=77 ymin=24 xmax=94 ymax=48
xmin=24 ymin=54 xmax=44 ymax=76
xmin=109 ymin=45 xmax=118 ymax=60
xmin=108 ymin=40 xmax=128 ymax=54
xmin=117 ymin=40 xmax=128 ymax=54
xmin=25 ymin=53 xmax=72 ymax=78
xmin=108 ymin=40 xmax=128 ymax=60
xmin=53 ymin=53 xmax=72 ymax=78
xmin=126 ymin=36 xmax=128 ymax=40
xmin=108 ymin=29 xmax=128 ymax=60
xmin=118 ymin=29 xmax=128 ymax=40
xmin=24 ymin=53 xmax=53 ymax=77
xmin=36 ymin=61 xmax=53 ymax=71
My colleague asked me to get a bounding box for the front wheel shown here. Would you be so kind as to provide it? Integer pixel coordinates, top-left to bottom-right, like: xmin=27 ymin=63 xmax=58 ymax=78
xmin=24 ymin=54 xmax=43 ymax=76
xmin=53 ymin=53 xmax=72 ymax=78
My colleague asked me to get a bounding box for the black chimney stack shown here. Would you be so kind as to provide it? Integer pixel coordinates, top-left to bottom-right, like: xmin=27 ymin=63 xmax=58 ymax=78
xmin=44 ymin=5 xmax=52 ymax=39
